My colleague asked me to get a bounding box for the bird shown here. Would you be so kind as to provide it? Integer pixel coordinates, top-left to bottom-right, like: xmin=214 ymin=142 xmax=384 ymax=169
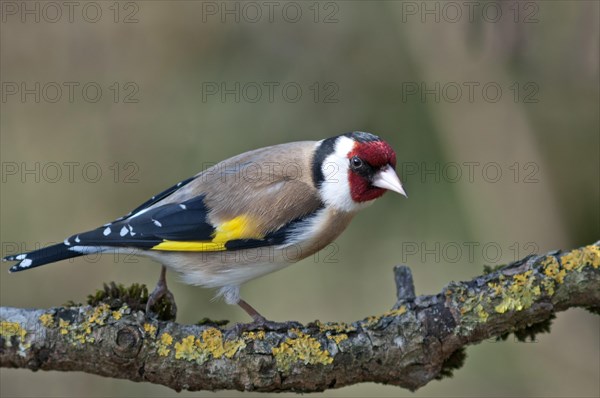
xmin=3 ymin=131 xmax=406 ymax=323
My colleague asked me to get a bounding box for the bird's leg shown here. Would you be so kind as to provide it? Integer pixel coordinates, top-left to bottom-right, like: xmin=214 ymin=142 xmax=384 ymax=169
xmin=146 ymin=265 xmax=178 ymax=321
xmin=237 ymin=298 xmax=267 ymax=323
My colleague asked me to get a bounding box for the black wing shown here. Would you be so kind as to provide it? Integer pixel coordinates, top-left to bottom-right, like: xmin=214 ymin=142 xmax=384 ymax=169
xmin=104 ymin=176 xmax=197 ymax=226
xmin=67 ymin=194 xmax=215 ymax=249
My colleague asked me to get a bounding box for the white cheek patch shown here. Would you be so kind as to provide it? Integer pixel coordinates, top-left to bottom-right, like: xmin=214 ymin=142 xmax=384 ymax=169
xmin=318 ymin=136 xmax=367 ymax=212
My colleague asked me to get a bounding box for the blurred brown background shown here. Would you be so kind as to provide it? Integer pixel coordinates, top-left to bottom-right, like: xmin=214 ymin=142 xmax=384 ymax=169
xmin=1 ymin=1 xmax=598 ymax=397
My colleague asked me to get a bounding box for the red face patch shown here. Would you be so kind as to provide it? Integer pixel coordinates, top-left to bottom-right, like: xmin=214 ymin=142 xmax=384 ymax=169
xmin=347 ymin=140 xmax=397 ymax=203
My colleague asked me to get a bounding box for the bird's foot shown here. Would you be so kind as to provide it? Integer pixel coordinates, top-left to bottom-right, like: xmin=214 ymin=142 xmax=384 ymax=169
xmin=145 ymin=266 xmax=177 ymax=321
xmin=228 ymin=315 xmax=303 ymax=336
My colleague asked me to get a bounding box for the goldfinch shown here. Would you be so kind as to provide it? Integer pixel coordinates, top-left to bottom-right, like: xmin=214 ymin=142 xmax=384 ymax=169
xmin=3 ymin=132 xmax=406 ymax=322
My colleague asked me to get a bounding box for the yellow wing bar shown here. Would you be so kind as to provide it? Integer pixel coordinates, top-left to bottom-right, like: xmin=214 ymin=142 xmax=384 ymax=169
xmin=152 ymin=241 xmax=226 ymax=252
xmin=151 ymin=215 xmax=264 ymax=252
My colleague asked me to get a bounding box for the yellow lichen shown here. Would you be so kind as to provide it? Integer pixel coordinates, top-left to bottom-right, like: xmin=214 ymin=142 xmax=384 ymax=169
xmin=53 ymin=304 xmax=130 ymax=346
xmin=112 ymin=305 xmax=129 ymax=321
xmin=0 ymin=321 xmax=27 ymax=346
xmin=39 ymin=313 xmax=55 ymax=328
xmin=561 ymin=249 xmax=582 ymax=271
xmin=173 ymin=328 xmax=245 ymax=363
xmin=455 ymin=244 xmax=599 ymax=332
xmin=143 ymin=323 xmax=157 ymax=337
xmin=174 ymin=335 xmax=200 ymax=361
xmin=327 ymin=334 xmax=348 ymax=344
xmin=74 ymin=332 xmax=90 ymax=344
xmin=382 ymin=305 xmax=407 ymax=318
xmin=315 ymin=320 xmax=356 ymax=334
xmin=583 ymin=244 xmax=600 ymax=268
xmin=87 ymin=303 xmax=110 ymax=326
xmin=315 ymin=321 xmax=353 ymax=345
xmin=542 ymin=278 xmax=555 ymax=296
xmin=475 ymin=304 xmax=489 ymax=322
xmin=513 ymin=271 xmax=532 ymax=284
xmin=362 ymin=315 xmax=379 ymax=327
xmin=244 ymin=330 xmax=266 ymax=340
xmin=157 ymin=345 xmax=171 ymax=357
xmin=487 ymin=282 xmax=503 ymax=296
xmin=58 ymin=318 xmax=70 ymax=335
xmin=161 ymin=333 xmax=173 ymax=345
xmin=542 ymin=256 xmax=566 ymax=284
xmin=562 ymin=245 xmax=600 ymax=271
xmin=538 ymin=245 xmax=599 ymax=296
xmin=198 ymin=328 xmax=246 ymax=359
xmin=272 ymin=330 xmax=333 ymax=370
xmin=157 ymin=333 xmax=173 ymax=357
xmin=74 ymin=304 xmax=119 ymax=344
xmin=494 ymin=270 xmax=540 ymax=314
xmin=454 ymin=286 xmax=491 ymax=323
xmin=361 ymin=306 xmax=408 ymax=328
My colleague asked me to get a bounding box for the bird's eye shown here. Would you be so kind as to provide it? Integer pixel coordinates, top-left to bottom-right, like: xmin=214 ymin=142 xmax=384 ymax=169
xmin=350 ymin=156 xmax=363 ymax=170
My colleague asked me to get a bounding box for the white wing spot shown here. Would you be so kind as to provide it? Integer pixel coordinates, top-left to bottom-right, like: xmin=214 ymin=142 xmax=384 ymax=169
xmin=64 ymin=238 xmax=71 ymax=246
xmin=120 ymin=226 xmax=129 ymax=237
xmin=16 ymin=254 xmax=27 ymax=260
xmin=103 ymin=227 xmax=112 ymax=236
xmin=152 ymin=219 xmax=163 ymax=227
xmin=179 ymin=204 xmax=187 ymax=210
xmin=20 ymin=259 xmax=33 ymax=268
xmin=128 ymin=225 xmax=136 ymax=236
xmin=75 ymin=236 xmax=81 ymax=243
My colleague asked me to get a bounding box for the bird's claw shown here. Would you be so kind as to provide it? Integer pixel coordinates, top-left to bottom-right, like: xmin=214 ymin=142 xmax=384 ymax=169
xmin=146 ymin=285 xmax=178 ymax=321
xmin=228 ymin=319 xmax=303 ymax=336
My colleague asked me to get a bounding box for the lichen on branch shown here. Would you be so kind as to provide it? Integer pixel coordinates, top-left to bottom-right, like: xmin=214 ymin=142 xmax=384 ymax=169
xmin=1 ymin=243 xmax=599 ymax=393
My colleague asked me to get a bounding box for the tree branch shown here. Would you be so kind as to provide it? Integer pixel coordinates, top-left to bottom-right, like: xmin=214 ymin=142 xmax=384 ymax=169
xmin=1 ymin=243 xmax=599 ymax=392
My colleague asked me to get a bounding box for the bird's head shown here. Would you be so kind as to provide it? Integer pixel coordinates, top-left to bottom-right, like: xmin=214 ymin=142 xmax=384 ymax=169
xmin=313 ymin=132 xmax=406 ymax=212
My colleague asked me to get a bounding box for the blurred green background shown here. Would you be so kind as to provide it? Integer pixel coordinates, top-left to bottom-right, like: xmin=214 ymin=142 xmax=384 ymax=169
xmin=1 ymin=1 xmax=598 ymax=397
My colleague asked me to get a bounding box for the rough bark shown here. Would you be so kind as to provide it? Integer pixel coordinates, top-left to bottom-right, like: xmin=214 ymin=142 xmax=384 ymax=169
xmin=1 ymin=242 xmax=599 ymax=392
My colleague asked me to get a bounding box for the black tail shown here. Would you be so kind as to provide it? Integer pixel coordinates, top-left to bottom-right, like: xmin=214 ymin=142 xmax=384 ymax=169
xmin=3 ymin=243 xmax=84 ymax=272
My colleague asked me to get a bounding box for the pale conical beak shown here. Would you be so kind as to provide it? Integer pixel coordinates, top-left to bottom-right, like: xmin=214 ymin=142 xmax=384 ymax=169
xmin=372 ymin=165 xmax=407 ymax=197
